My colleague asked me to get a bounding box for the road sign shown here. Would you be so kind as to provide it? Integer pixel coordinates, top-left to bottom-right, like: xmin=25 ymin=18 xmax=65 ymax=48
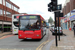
xmin=55 ymin=11 xmax=63 ymax=17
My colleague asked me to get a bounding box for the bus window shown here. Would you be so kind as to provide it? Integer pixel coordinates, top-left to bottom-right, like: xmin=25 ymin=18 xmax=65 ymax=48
xmin=13 ymin=22 xmax=19 ymax=27
xmin=14 ymin=16 xmax=16 ymax=19
xmin=42 ymin=21 xmax=46 ymax=27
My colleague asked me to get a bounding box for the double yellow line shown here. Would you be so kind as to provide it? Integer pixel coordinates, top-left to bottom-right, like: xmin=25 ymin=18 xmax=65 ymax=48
xmin=36 ymin=40 xmax=50 ymax=50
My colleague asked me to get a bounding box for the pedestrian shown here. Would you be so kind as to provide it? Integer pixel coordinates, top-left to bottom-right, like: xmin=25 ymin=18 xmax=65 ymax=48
xmin=73 ymin=24 xmax=75 ymax=37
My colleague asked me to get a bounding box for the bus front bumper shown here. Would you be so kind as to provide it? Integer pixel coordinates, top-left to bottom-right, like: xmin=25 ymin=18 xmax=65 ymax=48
xmin=18 ymin=34 xmax=42 ymax=39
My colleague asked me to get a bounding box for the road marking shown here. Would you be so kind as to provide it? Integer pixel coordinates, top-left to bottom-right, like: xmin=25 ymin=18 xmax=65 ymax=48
xmin=45 ymin=37 xmax=64 ymax=50
xmin=39 ymin=46 xmax=43 ymax=50
xmin=0 ymin=35 xmax=14 ymax=39
xmin=0 ymin=49 xmax=24 ymax=50
xmin=36 ymin=40 xmax=50 ymax=50
xmin=36 ymin=41 xmax=46 ymax=50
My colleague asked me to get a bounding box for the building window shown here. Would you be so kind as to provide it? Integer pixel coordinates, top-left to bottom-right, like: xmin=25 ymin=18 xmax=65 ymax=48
xmin=17 ymin=9 xmax=19 ymax=12
xmin=0 ymin=0 xmax=2 ymax=4
xmin=12 ymin=5 xmax=14 ymax=10
xmin=67 ymin=13 xmax=70 ymax=17
xmin=14 ymin=6 xmax=18 ymax=11
xmin=3 ymin=0 xmax=5 ymax=6
xmin=4 ymin=10 xmax=6 ymax=16
xmin=6 ymin=2 xmax=11 ymax=9
xmin=0 ymin=9 xmax=3 ymax=16
xmin=6 ymin=12 xmax=11 ymax=17
xmin=64 ymin=15 xmax=67 ymax=17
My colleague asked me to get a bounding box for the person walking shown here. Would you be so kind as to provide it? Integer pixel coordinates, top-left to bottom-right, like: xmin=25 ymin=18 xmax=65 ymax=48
xmin=73 ymin=24 xmax=75 ymax=37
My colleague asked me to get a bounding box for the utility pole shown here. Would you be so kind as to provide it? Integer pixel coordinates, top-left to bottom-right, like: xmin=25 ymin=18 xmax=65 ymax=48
xmin=54 ymin=0 xmax=58 ymax=45
xmin=58 ymin=11 xmax=60 ymax=41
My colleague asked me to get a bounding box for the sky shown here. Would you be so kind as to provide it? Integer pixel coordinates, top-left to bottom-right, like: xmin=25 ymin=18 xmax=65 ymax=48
xmin=11 ymin=0 xmax=65 ymax=21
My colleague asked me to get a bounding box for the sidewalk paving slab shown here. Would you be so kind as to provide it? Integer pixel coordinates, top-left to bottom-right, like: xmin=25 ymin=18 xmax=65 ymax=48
xmin=50 ymin=30 xmax=75 ymax=50
xmin=0 ymin=32 xmax=12 ymax=38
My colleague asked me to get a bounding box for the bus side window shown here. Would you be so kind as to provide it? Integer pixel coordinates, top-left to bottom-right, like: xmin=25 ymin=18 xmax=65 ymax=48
xmin=41 ymin=21 xmax=45 ymax=27
xmin=43 ymin=21 xmax=46 ymax=27
xmin=41 ymin=21 xmax=44 ymax=27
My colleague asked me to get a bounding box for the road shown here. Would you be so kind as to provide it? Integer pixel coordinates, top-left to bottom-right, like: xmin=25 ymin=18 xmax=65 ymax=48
xmin=0 ymin=29 xmax=54 ymax=50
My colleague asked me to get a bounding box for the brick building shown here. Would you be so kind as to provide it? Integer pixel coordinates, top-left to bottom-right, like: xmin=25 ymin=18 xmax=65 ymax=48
xmin=61 ymin=0 xmax=75 ymax=30
xmin=0 ymin=0 xmax=20 ymax=32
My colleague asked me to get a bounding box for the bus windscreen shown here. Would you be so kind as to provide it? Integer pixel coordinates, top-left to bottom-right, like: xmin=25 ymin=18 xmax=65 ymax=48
xmin=19 ymin=15 xmax=40 ymax=30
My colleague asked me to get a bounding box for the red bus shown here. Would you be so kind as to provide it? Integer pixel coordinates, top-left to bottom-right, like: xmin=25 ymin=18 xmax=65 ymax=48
xmin=18 ymin=14 xmax=46 ymax=39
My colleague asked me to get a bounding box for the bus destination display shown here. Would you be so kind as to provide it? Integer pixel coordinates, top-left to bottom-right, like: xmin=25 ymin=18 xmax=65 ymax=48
xmin=21 ymin=16 xmax=37 ymax=19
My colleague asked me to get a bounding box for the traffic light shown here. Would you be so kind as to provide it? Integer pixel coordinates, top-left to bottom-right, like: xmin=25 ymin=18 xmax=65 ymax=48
xmin=51 ymin=0 xmax=57 ymax=11
xmin=48 ymin=3 xmax=52 ymax=12
xmin=48 ymin=0 xmax=57 ymax=12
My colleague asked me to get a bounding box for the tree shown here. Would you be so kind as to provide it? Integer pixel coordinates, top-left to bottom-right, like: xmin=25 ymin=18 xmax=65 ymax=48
xmin=48 ymin=17 xmax=53 ymax=25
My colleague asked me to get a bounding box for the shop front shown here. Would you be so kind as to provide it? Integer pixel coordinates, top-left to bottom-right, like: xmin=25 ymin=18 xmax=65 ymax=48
xmin=63 ymin=23 xmax=65 ymax=29
xmin=3 ymin=22 xmax=12 ymax=32
xmin=64 ymin=19 xmax=67 ymax=29
xmin=61 ymin=19 xmax=65 ymax=29
xmin=0 ymin=21 xmax=12 ymax=33
xmin=67 ymin=18 xmax=70 ymax=30
xmin=70 ymin=15 xmax=75 ymax=30
xmin=0 ymin=21 xmax=2 ymax=33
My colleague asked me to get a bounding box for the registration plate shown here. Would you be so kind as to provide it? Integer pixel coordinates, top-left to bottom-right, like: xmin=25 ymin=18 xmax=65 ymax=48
xmin=26 ymin=38 xmax=32 ymax=39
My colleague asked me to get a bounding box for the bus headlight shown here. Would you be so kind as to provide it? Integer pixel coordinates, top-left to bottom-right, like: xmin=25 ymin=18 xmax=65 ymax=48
xmin=37 ymin=35 xmax=39 ymax=36
xmin=20 ymin=35 xmax=21 ymax=36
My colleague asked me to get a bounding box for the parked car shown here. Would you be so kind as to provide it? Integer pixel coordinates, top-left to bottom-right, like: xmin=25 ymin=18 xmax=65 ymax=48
xmin=50 ymin=25 xmax=54 ymax=32
xmin=52 ymin=27 xmax=63 ymax=34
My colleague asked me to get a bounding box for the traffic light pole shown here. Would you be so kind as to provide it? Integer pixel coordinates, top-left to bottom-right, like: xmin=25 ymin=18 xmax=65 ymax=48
xmin=54 ymin=12 xmax=58 ymax=47
xmin=58 ymin=11 xmax=60 ymax=41
xmin=48 ymin=0 xmax=63 ymax=47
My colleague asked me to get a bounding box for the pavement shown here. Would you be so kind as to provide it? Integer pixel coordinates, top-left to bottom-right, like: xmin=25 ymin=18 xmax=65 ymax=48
xmin=0 ymin=32 xmax=12 ymax=38
xmin=49 ymin=29 xmax=75 ymax=50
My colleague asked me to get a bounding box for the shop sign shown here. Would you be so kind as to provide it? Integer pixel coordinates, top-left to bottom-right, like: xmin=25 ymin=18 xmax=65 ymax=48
xmin=67 ymin=18 xmax=70 ymax=21
xmin=70 ymin=15 xmax=75 ymax=21
xmin=64 ymin=19 xmax=67 ymax=22
xmin=62 ymin=19 xmax=64 ymax=23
